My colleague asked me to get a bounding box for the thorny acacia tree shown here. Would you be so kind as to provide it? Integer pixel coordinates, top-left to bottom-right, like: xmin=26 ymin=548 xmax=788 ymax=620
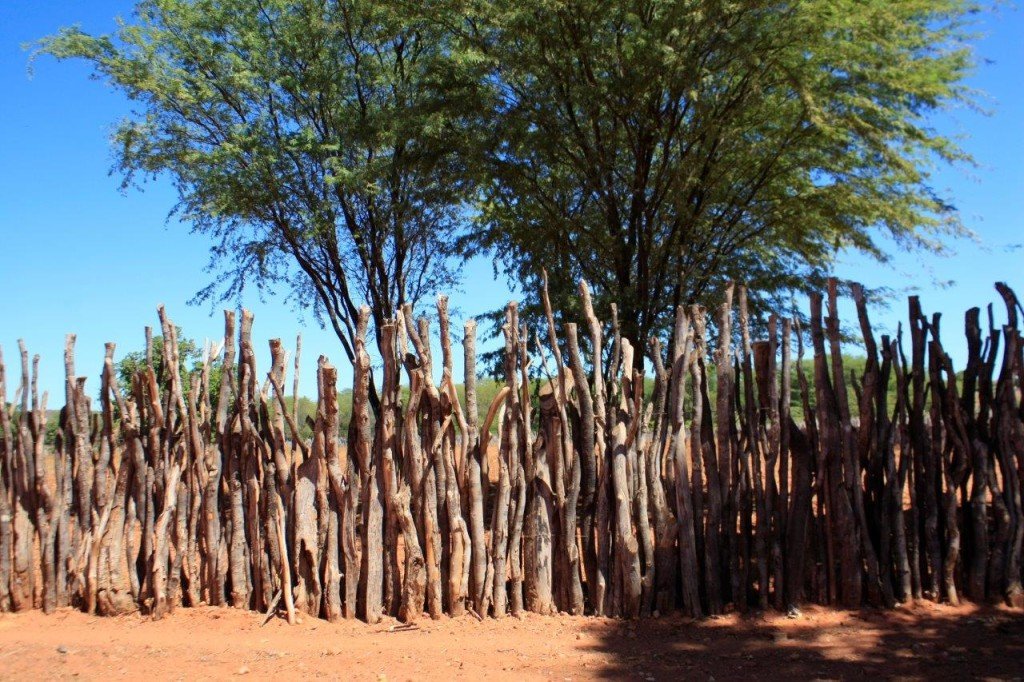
xmin=41 ymin=0 xmax=484 ymax=401
xmin=41 ymin=0 xmax=981 ymax=377
xmin=457 ymin=0 xmax=978 ymax=357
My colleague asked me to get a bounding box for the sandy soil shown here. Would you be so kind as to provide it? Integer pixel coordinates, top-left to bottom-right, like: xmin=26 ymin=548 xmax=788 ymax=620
xmin=1 ymin=602 xmax=1021 ymax=681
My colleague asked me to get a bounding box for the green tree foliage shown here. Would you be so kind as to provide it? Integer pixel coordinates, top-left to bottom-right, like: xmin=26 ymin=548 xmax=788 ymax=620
xmin=39 ymin=0 xmax=485 ymax=371
xmin=40 ymin=0 xmax=980 ymax=370
xmin=115 ymin=332 xmax=222 ymax=402
xmin=457 ymin=0 xmax=977 ymax=355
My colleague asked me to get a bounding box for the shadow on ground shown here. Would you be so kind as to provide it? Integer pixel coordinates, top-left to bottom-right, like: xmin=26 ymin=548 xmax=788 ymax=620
xmin=587 ymin=603 xmax=1024 ymax=680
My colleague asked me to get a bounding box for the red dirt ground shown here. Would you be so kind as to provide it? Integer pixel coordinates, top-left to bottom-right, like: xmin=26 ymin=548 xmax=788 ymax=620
xmin=1 ymin=601 xmax=1022 ymax=680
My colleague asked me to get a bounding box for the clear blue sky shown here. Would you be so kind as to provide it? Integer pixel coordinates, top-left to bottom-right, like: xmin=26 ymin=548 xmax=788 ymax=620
xmin=1 ymin=1 xmax=1022 ymax=401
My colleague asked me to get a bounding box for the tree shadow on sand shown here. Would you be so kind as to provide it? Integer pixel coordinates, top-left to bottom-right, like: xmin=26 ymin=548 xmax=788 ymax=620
xmin=584 ymin=603 xmax=1024 ymax=680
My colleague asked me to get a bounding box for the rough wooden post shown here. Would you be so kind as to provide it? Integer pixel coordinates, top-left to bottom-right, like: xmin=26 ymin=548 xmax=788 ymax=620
xmin=646 ymin=336 xmax=677 ymax=616
xmin=437 ymin=297 xmax=470 ymax=616
xmin=715 ymin=285 xmax=740 ymax=608
xmin=464 ymin=320 xmax=489 ymax=615
xmin=577 ymin=281 xmax=605 ymax=613
xmin=688 ymin=306 xmax=722 ymax=614
xmin=667 ymin=307 xmax=701 ymax=618
xmin=962 ymin=308 xmax=989 ymax=601
xmin=504 ymin=306 xmax=527 ymax=618
xmin=611 ymin=340 xmax=642 ymax=618
xmin=205 ymin=310 xmax=233 ymax=607
xmin=9 ymin=344 xmax=37 ymax=612
xmin=738 ymin=287 xmax=768 ymax=609
xmin=348 ymin=308 xmax=383 ymax=624
xmin=810 ymin=292 xmax=859 ymax=607
xmin=993 ymin=282 xmax=1024 ymax=607
xmin=783 ymin=318 xmax=814 ymax=610
xmin=0 ymin=345 xmax=13 ymax=612
xmin=95 ymin=344 xmax=136 ymax=616
xmin=848 ymin=283 xmax=895 ymax=607
xmin=565 ymin=323 xmax=602 ymax=613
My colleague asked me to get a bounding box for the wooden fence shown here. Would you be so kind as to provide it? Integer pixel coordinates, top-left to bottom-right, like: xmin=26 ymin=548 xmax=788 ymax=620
xmin=1 ymin=277 xmax=1022 ymax=622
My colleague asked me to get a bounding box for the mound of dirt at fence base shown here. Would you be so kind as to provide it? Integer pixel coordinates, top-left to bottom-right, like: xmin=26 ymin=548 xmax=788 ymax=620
xmin=1 ymin=601 xmax=1022 ymax=680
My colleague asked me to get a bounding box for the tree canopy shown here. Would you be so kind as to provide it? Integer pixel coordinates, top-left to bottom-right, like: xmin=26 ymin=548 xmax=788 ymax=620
xmin=458 ymin=0 xmax=976 ymax=354
xmin=40 ymin=0 xmax=979 ymax=367
xmin=41 ymin=0 xmax=485 ymax=371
